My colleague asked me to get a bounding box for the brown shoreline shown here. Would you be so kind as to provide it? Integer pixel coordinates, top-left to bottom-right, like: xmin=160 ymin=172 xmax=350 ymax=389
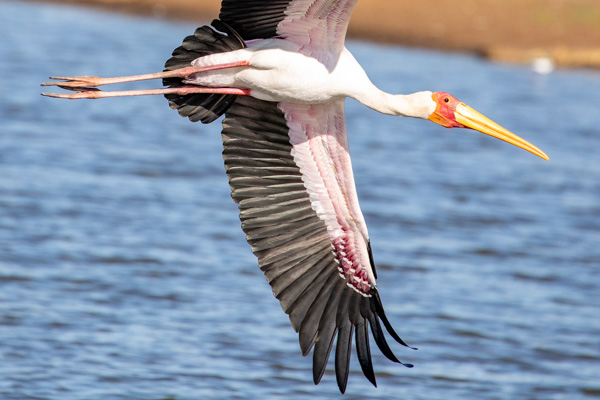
xmin=33 ymin=0 xmax=600 ymax=69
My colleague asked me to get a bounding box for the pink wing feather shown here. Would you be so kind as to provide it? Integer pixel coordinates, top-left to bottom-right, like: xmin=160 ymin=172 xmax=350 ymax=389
xmin=278 ymin=0 xmax=358 ymax=63
xmin=281 ymin=100 xmax=375 ymax=295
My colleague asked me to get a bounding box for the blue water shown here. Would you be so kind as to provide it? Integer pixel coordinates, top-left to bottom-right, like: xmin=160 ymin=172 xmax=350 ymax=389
xmin=1 ymin=1 xmax=599 ymax=399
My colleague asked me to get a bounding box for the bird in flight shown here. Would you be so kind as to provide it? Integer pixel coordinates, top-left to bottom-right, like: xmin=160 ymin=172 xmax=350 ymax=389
xmin=42 ymin=0 xmax=548 ymax=393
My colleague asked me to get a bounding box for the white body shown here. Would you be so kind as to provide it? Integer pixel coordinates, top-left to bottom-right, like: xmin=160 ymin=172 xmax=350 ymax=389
xmin=188 ymin=39 xmax=436 ymax=118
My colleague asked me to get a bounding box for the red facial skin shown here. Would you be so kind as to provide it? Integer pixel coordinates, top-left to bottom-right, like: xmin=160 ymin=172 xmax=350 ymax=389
xmin=428 ymin=91 xmax=466 ymax=128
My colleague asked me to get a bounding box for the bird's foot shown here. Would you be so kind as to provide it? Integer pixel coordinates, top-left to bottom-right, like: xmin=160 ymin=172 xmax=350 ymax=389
xmin=42 ymin=85 xmax=103 ymax=99
xmin=41 ymin=75 xmax=108 ymax=88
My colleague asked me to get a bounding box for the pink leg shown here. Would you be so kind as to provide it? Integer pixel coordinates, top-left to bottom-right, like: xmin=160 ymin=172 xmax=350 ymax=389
xmin=42 ymin=86 xmax=251 ymax=99
xmin=41 ymin=60 xmax=251 ymax=99
xmin=42 ymin=61 xmax=251 ymax=88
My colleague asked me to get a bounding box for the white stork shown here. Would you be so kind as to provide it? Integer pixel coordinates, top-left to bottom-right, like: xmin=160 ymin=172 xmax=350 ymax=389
xmin=42 ymin=0 xmax=548 ymax=393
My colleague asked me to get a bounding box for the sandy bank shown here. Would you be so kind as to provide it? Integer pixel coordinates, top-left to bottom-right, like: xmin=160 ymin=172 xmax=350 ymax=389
xmin=34 ymin=0 xmax=600 ymax=69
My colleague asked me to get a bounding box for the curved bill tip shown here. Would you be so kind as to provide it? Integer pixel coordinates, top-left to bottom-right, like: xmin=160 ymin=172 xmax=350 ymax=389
xmin=455 ymin=102 xmax=549 ymax=161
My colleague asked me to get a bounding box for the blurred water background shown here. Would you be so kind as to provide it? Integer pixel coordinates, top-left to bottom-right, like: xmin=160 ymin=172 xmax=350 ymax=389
xmin=1 ymin=1 xmax=599 ymax=399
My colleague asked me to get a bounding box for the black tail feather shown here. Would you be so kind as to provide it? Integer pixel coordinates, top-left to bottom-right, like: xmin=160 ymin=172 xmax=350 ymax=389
xmin=163 ymin=20 xmax=245 ymax=123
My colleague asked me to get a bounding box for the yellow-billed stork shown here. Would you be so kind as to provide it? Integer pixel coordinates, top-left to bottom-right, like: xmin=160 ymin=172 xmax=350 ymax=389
xmin=42 ymin=0 xmax=548 ymax=393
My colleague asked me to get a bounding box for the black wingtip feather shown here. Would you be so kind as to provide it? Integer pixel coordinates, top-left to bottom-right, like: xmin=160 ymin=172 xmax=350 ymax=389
xmin=370 ymin=315 xmax=413 ymax=368
xmin=312 ymin=281 xmax=346 ymax=385
xmin=368 ymin=311 xmax=400 ymax=363
xmin=296 ymin=272 xmax=340 ymax=355
xmin=373 ymin=291 xmax=417 ymax=350
xmin=335 ymin=322 xmax=353 ymax=394
xmin=313 ymin=328 xmax=337 ymax=385
xmin=353 ymin=298 xmax=376 ymax=386
xmin=334 ymin=289 xmax=353 ymax=394
xmin=355 ymin=320 xmax=377 ymax=386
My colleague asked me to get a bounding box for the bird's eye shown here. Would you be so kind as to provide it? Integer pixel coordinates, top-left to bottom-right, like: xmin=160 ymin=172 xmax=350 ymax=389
xmin=444 ymin=97 xmax=450 ymax=103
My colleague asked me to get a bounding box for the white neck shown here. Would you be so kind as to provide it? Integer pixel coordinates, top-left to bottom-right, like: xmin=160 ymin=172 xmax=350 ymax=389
xmin=351 ymin=86 xmax=435 ymax=120
xmin=333 ymin=47 xmax=436 ymax=119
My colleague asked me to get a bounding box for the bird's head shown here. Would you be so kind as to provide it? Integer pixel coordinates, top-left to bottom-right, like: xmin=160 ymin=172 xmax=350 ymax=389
xmin=428 ymin=91 xmax=549 ymax=160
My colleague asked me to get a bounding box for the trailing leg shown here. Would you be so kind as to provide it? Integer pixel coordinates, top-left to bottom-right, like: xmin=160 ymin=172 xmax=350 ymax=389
xmin=41 ymin=61 xmax=250 ymax=90
xmin=41 ymin=20 xmax=248 ymax=123
xmin=42 ymin=85 xmax=251 ymax=99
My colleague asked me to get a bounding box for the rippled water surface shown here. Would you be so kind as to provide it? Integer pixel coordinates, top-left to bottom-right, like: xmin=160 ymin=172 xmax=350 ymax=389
xmin=1 ymin=1 xmax=600 ymax=399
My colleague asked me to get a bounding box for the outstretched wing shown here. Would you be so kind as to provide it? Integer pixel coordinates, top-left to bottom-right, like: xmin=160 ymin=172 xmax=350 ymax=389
xmin=221 ymin=95 xmax=412 ymax=393
xmin=219 ymin=0 xmax=358 ymax=59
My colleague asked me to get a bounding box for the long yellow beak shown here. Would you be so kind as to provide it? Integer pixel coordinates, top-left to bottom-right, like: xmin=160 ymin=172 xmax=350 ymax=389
xmin=455 ymin=102 xmax=549 ymax=161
